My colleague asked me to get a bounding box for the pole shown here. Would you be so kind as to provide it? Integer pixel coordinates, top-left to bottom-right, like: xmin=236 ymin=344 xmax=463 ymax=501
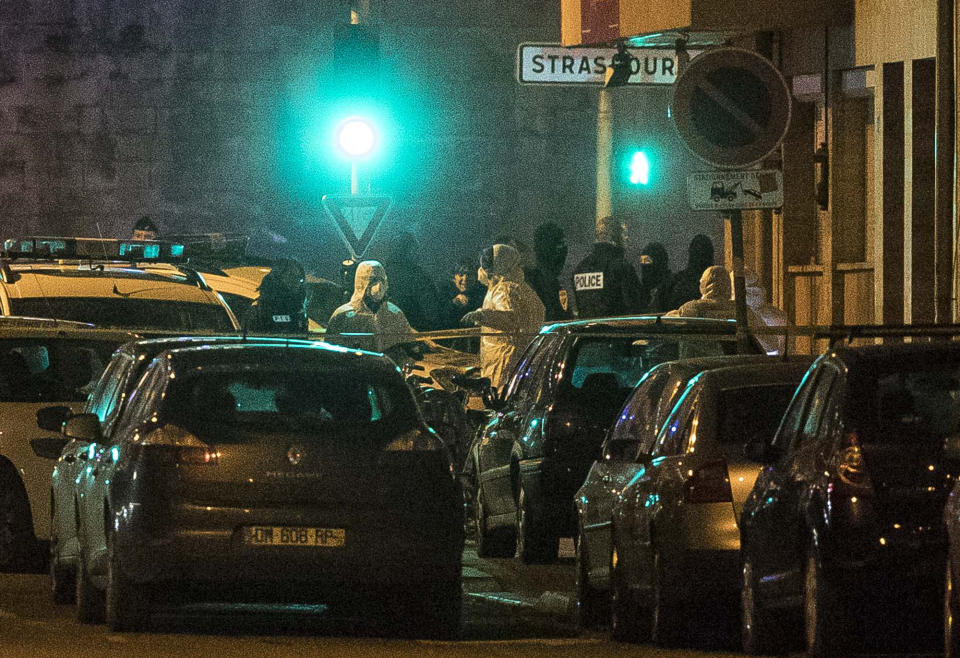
xmin=596 ymin=89 xmax=613 ymax=228
xmin=727 ymin=210 xmax=752 ymax=353
xmin=936 ymin=0 xmax=956 ymax=322
xmin=350 ymin=162 xmax=359 ymax=196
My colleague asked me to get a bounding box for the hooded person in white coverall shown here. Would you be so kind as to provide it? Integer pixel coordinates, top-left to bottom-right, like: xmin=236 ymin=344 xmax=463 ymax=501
xmin=668 ymin=265 xmax=763 ymax=352
xmin=736 ymin=267 xmax=788 ymax=354
xmin=326 ymin=260 xmax=413 ymax=353
xmin=461 ymin=244 xmax=545 ymax=391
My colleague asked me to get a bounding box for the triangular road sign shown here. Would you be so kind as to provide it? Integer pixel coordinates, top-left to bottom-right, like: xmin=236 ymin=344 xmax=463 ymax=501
xmin=321 ymin=195 xmax=392 ymax=259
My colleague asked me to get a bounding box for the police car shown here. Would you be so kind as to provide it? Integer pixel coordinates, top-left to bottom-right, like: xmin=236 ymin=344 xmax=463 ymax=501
xmin=0 ymin=316 xmax=134 ymax=572
xmin=0 ymin=237 xmax=240 ymax=334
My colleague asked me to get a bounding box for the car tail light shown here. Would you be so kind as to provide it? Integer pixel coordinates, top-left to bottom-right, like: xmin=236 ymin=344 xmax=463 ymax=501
xmin=383 ymin=427 xmax=443 ymax=452
xmin=140 ymin=425 xmax=219 ymax=465
xmin=682 ymin=460 xmax=733 ymax=504
xmin=837 ymin=431 xmax=867 ymax=486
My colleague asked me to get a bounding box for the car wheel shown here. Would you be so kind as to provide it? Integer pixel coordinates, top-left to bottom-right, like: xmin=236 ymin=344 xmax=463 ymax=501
xmin=946 ymin=558 xmax=960 ymax=658
xmin=804 ymin=549 xmax=841 ymax=657
xmin=741 ymin=553 xmax=777 ymax=654
xmin=75 ymin=549 xmax=104 ymax=624
xmin=474 ymin=483 xmax=513 ymax=558
xmin=50 ymin=550 xmax=75 ymax=605
xmin=0 ymin=474 xmax=34 ymax=572
xmin=650 ymin=549 xmax=683 ymax=646
xmin=610 ymin=539 xmax=649 ymax=642
xmin=515 ymin=482 xmax=558 ymax=564
xmin=575 ymin=528 xmax=608 ymax=629
xmin=106 ymin=534 xmax=151 ymax=632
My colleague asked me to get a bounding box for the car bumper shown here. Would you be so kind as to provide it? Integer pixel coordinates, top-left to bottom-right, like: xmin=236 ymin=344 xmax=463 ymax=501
xmin=114 ymin=502 xmax=464 ymax=597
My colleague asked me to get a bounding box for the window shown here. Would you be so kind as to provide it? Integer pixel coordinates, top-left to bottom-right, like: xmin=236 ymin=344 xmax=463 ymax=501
xmin=608 ymin=369 xmax=671 ymax=454
xmin=718 ymin=384 xmax=799 ymax=445
xmin=653 ymin=386 xmax=700 ymax=457
xmin=868 ymin=365 xmax=960 ymax=446
xmin=0 ymin=338 xmax=119 ymax=402
xmin=795 ymin=368 xmax=837 ymax=450
xmin=771 ymin=366 xmax=819 ymax=453
xmin=502 ymin=336 xmax=544 ymax=402
xmin=163 ymin=367 xmax=413 ymax=438
xmin=10 ymin=298 xmax=235 ymax=332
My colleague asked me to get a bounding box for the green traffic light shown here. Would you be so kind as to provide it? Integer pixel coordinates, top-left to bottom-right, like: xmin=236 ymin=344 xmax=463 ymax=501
xmin=629 ymin=150 xmax=651 ymax=185
xmin=336 ymin=116 xmax=377 ymax=158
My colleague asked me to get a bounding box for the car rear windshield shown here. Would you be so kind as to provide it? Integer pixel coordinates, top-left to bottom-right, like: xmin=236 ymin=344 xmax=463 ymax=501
xmin=565 ymin=334 xmax=741 ymax=394
xmin=10 ymin=298 xmax=235 ymax=332
xmin=163 ymin=368 xmax=416 ymax=437
xmin=866 ymin=365 xmax=960 ymax=446
xmin=0 ymin=338 xmax=121 ymax=402
xmin=719 ymin=384 xmax=798 ymax=445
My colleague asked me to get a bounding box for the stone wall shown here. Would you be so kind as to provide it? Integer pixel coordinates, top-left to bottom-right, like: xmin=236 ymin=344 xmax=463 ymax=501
xmin=0 ymin=0 xmax=598 ymax=279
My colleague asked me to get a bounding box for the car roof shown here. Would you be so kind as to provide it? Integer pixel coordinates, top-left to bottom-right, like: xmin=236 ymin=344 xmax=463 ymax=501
xmin=119 ymin=335 xmax=318 ymax=358
xmin=693 ymin=357 xmax=814 ymax=389
xmin=827 ymin=342 xmax=960 ymax=370
xmin=650 ymin=353 xmax=775 ymax=379
xmin=1 ymin=264 xmax=217 ymax=303
xmin=540 ymin=315 xmax=741 ymax=336
xmin=157 ymin=341 xmax=399 ymax=375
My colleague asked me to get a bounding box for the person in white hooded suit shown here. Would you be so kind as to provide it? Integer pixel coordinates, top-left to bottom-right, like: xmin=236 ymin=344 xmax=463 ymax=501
xmin=461 ymin=244 xmax=545 ymax=391
xmin=326 ymin=260 xmax=413 ymax=353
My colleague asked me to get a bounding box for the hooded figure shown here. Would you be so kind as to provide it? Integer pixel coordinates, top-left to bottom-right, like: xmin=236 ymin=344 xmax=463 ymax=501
xmin=524 ymin=222 xmax=572 ymax=321
xmin=570 ymin=216 xmax=644 ymax=318
xmin=670 ymin=265 xmax=761 ymax=327
xmin=461 ymin=244 xmax=545 ymax=390
xmin=380 ymin=231 xmax=440 ymax=331
xmin=243 ymin=258 xmax=308 ymax=334
xmin=739 ymin=268 xmax=788 ymax=354
xmin=662 ymin=234 xmax=715 ymax=311
xmin=326 ymin=260 xmax=413 ymax=353
xmin=637 ymin=242 xmax=670 ymax=313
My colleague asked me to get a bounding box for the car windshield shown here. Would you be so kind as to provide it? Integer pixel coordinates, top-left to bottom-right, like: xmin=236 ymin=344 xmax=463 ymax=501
xmin=0 ymin=338 xmax=121 ymax=402
xmin=164 ymin=368 xmax=416 ymax=437
xmin=10 ymin=298 xmax=235 ymax=332
xmin=719 ymin=383 xmax=798 ymax=444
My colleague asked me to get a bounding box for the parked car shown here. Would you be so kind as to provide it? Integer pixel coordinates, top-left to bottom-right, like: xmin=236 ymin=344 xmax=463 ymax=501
xmin=574 ymin=353 xmax=774 ymax=628
xmin=470 ymin=316 xmax=762 ymax=563
xmin=1 ymin=236 xmax=240 ymax=333
xmin=0 ymin=317 xmax=133 ymax=573
xmin=70 ymin=342 xmax=463 ymax=636
xmin=46 ymin=335 xmax=317 ymax=604
xmin=741 ymin=344 xmax=960 ymax=656
xmin=608 ymin=359 xmax=811 ymax=645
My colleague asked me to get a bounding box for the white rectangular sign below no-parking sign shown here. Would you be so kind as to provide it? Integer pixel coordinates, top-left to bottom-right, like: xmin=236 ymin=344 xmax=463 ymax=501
xmin=686 ymin=170 xmax=784 ymax=211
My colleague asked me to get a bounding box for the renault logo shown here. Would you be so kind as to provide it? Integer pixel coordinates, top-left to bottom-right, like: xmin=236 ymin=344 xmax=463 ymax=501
xmin=286 ymin=445 xmax=305 ymax=466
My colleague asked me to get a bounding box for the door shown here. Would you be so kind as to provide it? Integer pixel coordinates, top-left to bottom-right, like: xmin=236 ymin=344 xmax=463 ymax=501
xmin=747 ymin=364 xmax=837 ymax=603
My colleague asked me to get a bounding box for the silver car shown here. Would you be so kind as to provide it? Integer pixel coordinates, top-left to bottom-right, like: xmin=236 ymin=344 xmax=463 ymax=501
xmin=608 ymin=358 xmax=811 ymax=645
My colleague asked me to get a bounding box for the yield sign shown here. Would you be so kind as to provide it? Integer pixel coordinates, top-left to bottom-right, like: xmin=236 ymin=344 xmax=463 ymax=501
xmin=321 ymin=195 xmax=392 ymax=259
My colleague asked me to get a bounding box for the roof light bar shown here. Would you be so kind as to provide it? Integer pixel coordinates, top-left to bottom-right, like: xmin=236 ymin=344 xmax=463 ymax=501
xmin=2 ymin=236 xmax=186 ymax=262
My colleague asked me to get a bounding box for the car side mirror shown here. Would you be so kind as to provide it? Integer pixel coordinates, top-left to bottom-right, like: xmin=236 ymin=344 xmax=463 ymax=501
xmin=62 ymin=413 xmax=102 ymax=444
xmin=37 ymin=405 xmax=72 ymax=432
xmin=30 ymin=437 xmax=69 ymax=460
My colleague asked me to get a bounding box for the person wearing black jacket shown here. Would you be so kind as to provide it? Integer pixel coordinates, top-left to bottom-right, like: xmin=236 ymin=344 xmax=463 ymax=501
xmin=638 ymin=241 xmax=671 ymax=313
xmin=524 ymin=222 xmax=572 ymax=321
xmin=661 ymin=234 xmax=714 ymax=311
xmin=242 ymin=258 xmax=308 ymax=334
xmin=571 ymin=216 xmax=643 ymax=318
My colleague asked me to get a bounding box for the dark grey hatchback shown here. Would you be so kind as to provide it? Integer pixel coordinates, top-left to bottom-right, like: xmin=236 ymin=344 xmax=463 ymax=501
xmin=80 ymin=343 xmax=464 ymax=637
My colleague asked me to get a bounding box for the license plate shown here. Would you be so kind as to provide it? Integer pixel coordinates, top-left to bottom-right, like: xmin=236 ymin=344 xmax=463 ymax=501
xmin=244 ymin=526 xmax=345 ymax=547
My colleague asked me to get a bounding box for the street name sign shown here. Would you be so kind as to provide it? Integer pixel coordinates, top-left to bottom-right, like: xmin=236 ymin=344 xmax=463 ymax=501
xmin=672 ymin=48 xmax=791 ymax=169
xmin=516 ymin=43 xmax=700 ymax=86
xmin=686 ymin=170 xmax=783 ymax=211
xmin=321 ymin=195 xmax=391 ymax=259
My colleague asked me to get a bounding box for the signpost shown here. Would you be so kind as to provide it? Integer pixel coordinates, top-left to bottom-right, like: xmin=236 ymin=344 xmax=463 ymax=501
xmin=516 ymin=43 xmax=700 ymax=86
xmin=672 ymin=48 xmax=792 ymax=353
xmin=686 ymin=170 xmax=783 ymax=211
xmin=321 ymin=195 xmax=391 ymax=260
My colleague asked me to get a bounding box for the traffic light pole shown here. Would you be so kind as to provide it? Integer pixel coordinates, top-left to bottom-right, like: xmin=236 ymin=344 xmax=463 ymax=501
xmin=351 ymin=162 xmax=359 ymax=196
xmin=726 ymin=210 xmax=752 ymax=353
